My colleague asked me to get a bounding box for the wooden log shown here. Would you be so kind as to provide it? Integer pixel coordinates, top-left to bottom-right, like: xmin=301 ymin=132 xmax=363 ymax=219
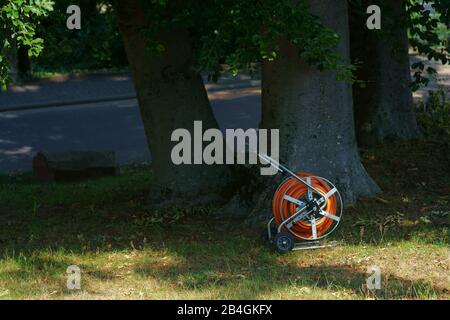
xmin=33 ymin=151 xmax=117 ymax=182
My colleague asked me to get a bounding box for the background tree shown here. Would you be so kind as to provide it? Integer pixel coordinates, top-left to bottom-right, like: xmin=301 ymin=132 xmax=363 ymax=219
xmin=260 ymin=0 xmax=380 ymax=203
xmin=349 ymin=0 xmax=449 ymax=146
xmin=17 ymin=41 xmax=32 ymax=76
xmin=115 ymin=0 xmax=233 ymax=208
xmin=35 ymin=0 xmax=127 ymax=72
xmin=0 ymin=0 xmax=54 ymax=89
xmin=350 ymin=0 xmax=418 ymax=145
xmin=196 ymin=0 xmax=380 ymax=203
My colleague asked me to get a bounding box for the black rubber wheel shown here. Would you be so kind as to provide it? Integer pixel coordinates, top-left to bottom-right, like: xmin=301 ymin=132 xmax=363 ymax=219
xmin=260 ymin=227 xmax=277 ymax=246
xmin=274 ymin=232 xmax=295 ymax=254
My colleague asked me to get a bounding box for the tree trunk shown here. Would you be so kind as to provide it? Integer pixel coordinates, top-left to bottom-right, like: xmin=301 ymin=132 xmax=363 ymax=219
xmin=115 ymin=1 xmax=232 ymax=208
xmin=260 ymin=0 xmax=380 ymax=205
xmin=6 ymin=40 xmax=18 ymax=83
xmin=350 ymin=0 xmax=419 ymax=146
xmin=17 ymin=45 xmax=32 ymax=77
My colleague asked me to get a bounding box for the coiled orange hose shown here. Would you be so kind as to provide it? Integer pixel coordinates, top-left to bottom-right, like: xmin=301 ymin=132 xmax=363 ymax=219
xmin=273 ymin=172 xmax=338 ymax=240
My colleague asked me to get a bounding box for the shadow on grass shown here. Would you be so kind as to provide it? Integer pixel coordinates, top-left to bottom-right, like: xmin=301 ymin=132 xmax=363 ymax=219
xmin=1 ymin=208 xmax=448 ymax=299
xmin=2 ymin=234 xmax=445 ymax=299
xmin=129 ymin=237 xmax=446 ymax=299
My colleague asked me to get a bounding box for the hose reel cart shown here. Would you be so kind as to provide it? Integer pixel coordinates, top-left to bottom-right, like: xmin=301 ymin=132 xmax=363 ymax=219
xmin=258 ymin=153 xmax=343 ymax=253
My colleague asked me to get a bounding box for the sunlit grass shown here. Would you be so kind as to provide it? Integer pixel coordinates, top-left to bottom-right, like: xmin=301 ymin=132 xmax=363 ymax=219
xmin=0 ymin=142 xmax=448 ymax=300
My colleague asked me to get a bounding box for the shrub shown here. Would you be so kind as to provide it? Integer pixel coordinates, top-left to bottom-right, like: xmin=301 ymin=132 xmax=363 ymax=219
xmin=34 ymin=1 xmax=127 ymax=72
xmin=416 ymin=88 xmax=450 ymax=158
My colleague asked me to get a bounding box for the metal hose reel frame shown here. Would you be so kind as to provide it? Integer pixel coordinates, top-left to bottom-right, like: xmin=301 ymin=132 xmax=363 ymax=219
xmin=257 ymin=152 xmax=344 ymax=252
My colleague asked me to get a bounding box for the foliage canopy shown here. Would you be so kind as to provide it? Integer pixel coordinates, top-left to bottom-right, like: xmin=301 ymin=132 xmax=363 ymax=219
xmin=0 ymin=0 xmax=448 ymax=89
xmin=0 ymin=0 xmax=54 ymax=88
xmin=140 ymin=0 xmax=356 ymax=82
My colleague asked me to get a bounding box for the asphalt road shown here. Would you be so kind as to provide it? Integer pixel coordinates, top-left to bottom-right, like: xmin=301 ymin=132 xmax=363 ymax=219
xmin=0 ymin=88 xmax=261 ymax=173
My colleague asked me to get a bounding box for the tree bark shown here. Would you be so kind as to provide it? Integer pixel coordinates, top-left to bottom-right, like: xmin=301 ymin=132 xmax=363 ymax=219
xmin=17 ymin=45 xmax=32 ymax=77
xmin=349 ymin=0 xmax=419 ymax=146
xmin=115 ymin=1 xmax=232 ymax=208
xmin=6 ymin=40 xmax=18 ymax=83
xmin=260 ymin=0 xmax=380 ymax=205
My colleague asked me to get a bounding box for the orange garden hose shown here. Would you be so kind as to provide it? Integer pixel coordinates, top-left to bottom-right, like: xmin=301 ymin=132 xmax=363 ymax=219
xmin=273 ymin=172 xmax=338 ymax=240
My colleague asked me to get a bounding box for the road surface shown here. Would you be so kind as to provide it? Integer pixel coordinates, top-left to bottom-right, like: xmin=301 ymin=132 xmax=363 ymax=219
xmin=0 ymin=87 xmax=261 ymax=173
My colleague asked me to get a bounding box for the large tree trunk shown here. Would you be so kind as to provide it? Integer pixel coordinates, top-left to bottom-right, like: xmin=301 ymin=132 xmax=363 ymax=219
xmin=349 ymin=0 xmax=419 ymax=146
xmin=260 ymin=0 xmax=380 ymax=206
xmin=116 ymin=1 xmax=232 ymax=208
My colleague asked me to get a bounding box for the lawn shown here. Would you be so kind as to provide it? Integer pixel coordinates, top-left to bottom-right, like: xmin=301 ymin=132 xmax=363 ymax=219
xmin=0 ymin=141 xmax=448 ymax=300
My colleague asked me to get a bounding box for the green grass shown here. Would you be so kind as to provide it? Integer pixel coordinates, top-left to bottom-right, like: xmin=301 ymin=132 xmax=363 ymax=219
xmin=0 ymin=142 xmax=449 ymax=300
